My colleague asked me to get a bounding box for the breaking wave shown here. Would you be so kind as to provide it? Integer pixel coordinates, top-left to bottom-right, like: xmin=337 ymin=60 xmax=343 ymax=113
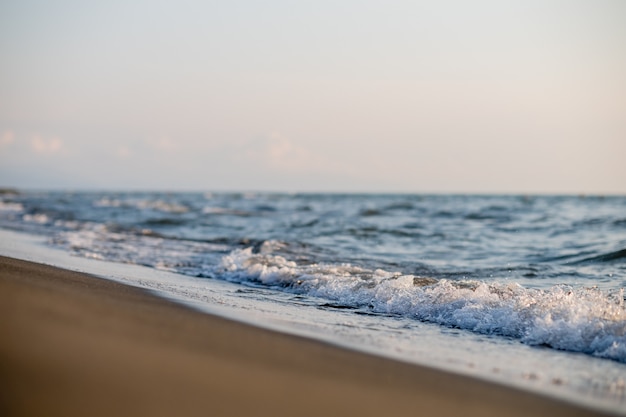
xmin=218 ymin=242 xmax=626 ymax=362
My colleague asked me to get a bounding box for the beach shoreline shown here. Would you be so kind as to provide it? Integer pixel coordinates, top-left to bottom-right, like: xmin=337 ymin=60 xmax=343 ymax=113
xmin=0 ymin=255 xmax=612 ymax=417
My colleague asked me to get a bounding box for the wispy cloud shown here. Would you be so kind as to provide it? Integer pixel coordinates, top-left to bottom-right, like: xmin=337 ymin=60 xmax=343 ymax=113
xmin=243 ymin=131 xmax=357 ymax=182
xmin=31 ymin=135 xmax=63 ymax=153
xmin=247 ymin=131 xmax=318 ymax=173
xmin=150 ymin=136 xmax=178 ymax=152
xmin=116 ymin=145 xmax=132 ymax=159
xmin=265 ymin=132 xmax=311 ymax=171
xmin=1 ymin=130 xmax=15 ymax=148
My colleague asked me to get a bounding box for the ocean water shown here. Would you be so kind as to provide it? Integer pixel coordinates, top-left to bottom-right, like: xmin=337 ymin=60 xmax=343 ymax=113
xmin=1 ymin=191 xmax=625 ymax=413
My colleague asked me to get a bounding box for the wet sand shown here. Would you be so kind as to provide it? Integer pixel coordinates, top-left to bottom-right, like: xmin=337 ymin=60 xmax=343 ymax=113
xmin=0 ymin=256 xmax=610 ymax=416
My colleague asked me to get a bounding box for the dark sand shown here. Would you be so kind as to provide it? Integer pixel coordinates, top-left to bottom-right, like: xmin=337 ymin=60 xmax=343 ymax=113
xmin=0 ymin=256 xmax=611 ymax=416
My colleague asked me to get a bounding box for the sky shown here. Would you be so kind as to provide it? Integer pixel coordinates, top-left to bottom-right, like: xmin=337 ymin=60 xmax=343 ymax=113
xmin=1 ymin=0 xmax=625 ymax=194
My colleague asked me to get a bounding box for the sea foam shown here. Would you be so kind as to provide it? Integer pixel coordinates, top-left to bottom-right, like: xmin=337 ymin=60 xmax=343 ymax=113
xmin=219 ymin=242 xmax=626 ymax=362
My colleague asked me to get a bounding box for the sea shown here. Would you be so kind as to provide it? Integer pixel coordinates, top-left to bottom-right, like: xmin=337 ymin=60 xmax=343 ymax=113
xmin=1 ymin=190 xmax=625 ymax=414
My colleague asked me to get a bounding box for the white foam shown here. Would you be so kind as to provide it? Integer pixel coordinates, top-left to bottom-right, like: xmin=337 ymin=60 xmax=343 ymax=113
xmin=135 ymin=199 xmax=188 ymax=213
xmin=0 ymin=201 xmax=24 ymax=212
xmin=202 ymin=206 xmax=248 ymax=216
xmin=22 ymin=213 xmax=49 ymax=224
xmin=93 ymin=197 xmax=123 ymax=208
xmin=94 ymin=197 xmax=188 ymax=213
xmin=217 ymin=244 xmax=626 ymax=362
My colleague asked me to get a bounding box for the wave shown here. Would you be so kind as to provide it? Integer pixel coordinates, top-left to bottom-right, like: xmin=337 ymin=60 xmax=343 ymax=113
xmin=94 ymin=198 xmax=189 ymax=213
xmin=217 ymin=242 xmax=626 ymax=362
xmin=23 ymin=213 xmax=51 ymax=224
xmin=569 ymin=248 xmax=626 ymax=264
xmin=142 ymin=218 xmax=189 ymax=226
xmin=202 ymin=206 xmax=253 ymax=216
xmin=0 ymin=201 xmax=24 ymax=212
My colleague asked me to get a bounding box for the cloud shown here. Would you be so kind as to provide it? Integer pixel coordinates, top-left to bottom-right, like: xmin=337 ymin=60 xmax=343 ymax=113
xmin=251 ymin=132 xmax=315 ymax=172
xmin=241 ymin=131 xmax=360 ymax=183
xmin=31 ymin=135 xmax=63 ymax=153
xmin=142 ymin=136 xmax=179 ymax=153
xmin=116 ymin=145 xmax=132 ymax=159
xmin=1 ymin=130 xmax=15 ymax=148
xmin=154 ymin=136 xmax=178 ymax=151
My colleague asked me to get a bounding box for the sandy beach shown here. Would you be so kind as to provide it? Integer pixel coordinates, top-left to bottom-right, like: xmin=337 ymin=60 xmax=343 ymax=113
xmin=0 ymin=256 xmax=612 ymax=417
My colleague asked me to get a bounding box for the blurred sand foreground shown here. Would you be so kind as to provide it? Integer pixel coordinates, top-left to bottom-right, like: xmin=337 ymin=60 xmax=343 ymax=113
xmin=0 ymin=256 xmax=608 ymax=417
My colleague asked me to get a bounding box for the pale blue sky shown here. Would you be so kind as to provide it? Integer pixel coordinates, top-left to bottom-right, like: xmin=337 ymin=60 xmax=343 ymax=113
xmin=1 ymin=0 xmax=625 ymax=193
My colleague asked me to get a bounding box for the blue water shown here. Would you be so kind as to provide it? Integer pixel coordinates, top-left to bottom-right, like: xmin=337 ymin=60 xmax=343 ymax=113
xmin=1 ymin=191 xmax=625 ymax=412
